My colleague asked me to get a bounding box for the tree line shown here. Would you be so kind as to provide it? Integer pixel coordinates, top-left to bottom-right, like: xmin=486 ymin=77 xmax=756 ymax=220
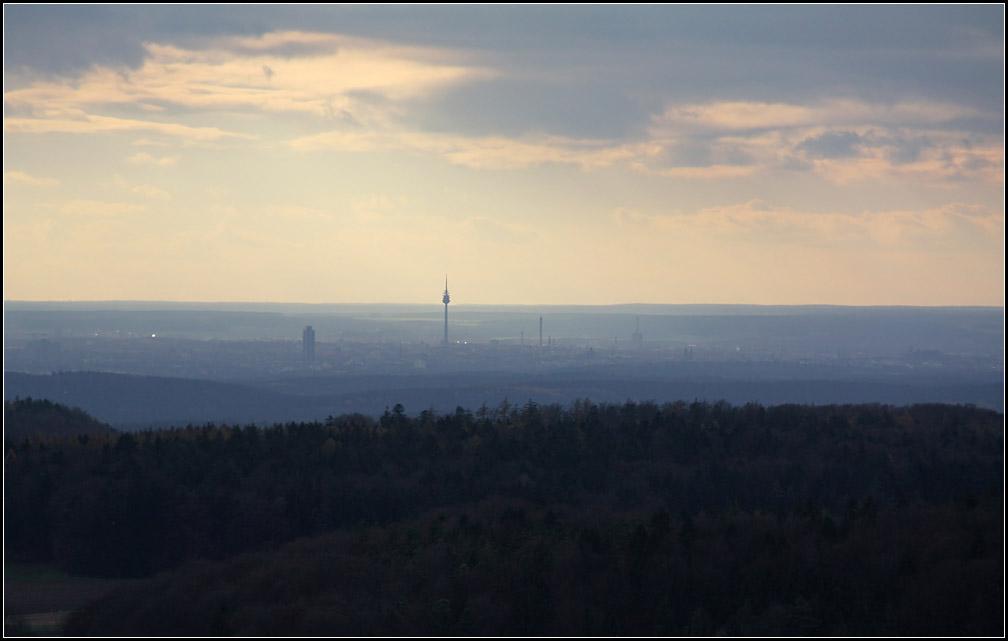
xmin=4 ymin=398 xmax=1003 ymax=634
xmin=6 ymin=399 xmax=1000 ymax=575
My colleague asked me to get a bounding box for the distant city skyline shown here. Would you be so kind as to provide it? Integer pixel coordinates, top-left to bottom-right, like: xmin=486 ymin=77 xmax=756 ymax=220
xmin=3 ymin=6 xmax=1003 ymax=306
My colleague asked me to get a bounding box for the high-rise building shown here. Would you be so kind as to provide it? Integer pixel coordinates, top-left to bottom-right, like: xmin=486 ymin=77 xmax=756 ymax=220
xmin=442 ymin=276 xmax=451 ymax=346
xmin=303 ymin=325 xmax=316 ymax=364
xmin=632 ymin=316 xmax=643 ymax=350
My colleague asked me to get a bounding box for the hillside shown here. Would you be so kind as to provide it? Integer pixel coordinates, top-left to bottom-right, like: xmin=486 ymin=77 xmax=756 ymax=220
xmin=3 ymin=397 xmax=114 ymax=441
xmin=5 ymin=399 xmax=1002 ymax=635
xmin=64 ymin=495 xmax=1002 ymax=636
xmin=5 ymin=368 xmax=1003 ymax=430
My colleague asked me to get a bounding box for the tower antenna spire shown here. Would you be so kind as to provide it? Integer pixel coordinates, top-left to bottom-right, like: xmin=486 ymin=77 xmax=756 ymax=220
xmin=442 ymin=275 xmax=451 ymax=346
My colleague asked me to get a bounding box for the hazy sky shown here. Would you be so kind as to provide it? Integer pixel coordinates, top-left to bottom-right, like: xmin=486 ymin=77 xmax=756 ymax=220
xmin=3 ymin=5 xmax=1004 ymax=306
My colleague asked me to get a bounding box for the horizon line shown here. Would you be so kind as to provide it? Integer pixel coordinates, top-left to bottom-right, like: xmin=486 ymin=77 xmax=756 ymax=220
xmin=3 ymin=299 xmax=1004 ymax=311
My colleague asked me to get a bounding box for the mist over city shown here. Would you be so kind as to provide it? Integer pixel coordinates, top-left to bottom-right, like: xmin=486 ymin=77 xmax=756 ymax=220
xmin=4 ymin=299 xmax=1003 ymax=429
xmin=3 ymin=5 xmax=1003 ymax=637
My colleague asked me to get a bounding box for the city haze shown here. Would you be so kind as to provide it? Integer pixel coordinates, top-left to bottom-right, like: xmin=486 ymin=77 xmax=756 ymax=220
xmin=4 ymin=301 xmax=1002 ymax=429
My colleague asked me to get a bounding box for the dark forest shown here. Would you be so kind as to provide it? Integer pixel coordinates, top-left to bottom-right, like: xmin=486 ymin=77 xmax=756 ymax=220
xmin=4 ymin=398 xmax=1004 ymax=635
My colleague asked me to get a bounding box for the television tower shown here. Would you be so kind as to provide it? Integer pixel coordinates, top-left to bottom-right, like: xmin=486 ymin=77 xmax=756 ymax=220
xmin=442 ymin=275 xmax=450 ymax=346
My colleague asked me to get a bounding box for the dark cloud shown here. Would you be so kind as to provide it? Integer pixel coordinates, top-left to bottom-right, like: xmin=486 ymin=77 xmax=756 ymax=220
xmin=777 ymin=156 xmax=815 ymax=172
xmin=664 ymin=139 xmax=756 ymax=168
xmin=4 ymin=5 xmax=1001 ymax=138
xmin=4 ymin=5 xmax=149 ymax=75
xmin=263 ymin=5 xmax=1003 ymax=58
xmin=335 ymin=6 xmax=1004 ymax=114
xmin=794 ymin=131 xmax=939 ymax=164
xmin=3 ymin=5 xmax=270 ymax=76
xmin=962 ymin=155 xmax=996 ymax=171
xmin=652 ymin=140 xmax=715 ymax=168
xmin=405 ymin=76 xmax=647 ymax=139
xmin=888 ymin=136 xmax=932 ymax=164
xmin=797 ymin=131 xmax=865 ymax=159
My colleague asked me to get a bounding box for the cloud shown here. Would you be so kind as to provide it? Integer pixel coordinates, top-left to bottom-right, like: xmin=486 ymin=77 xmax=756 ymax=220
xmin=3 ymin=30 xmax=492 ymax=160
xmin=638 ymin=99 xmax=1003 ymax=185
xmin=292 ymin=129 xmax=642 ymax=171
xmin=629 ymin=163 xmax=758 ymax=179
xmin=7 ymin=18 xmax=998 ymax=189
xmin=796 ymin=130 xmax=864 ymax=159
xmin=4 ymin=111 xmax=257 ymax=144
xmin=652 ymin=99 xmax=983 ymax=135
xmin=270 ymin=205 xmax=332 ymax=221
xmin=796 ymin=136 xmax=1004 ymax=185
xmin=4 ymin=32 xmax=490 ymax=120
xmin=425 ymin=133 xmax=639 ymax=170
xmin=146 ymin=33 xmax=489 ymax=103
xmin=3 ymin=171 xmax=59 ymax=186
xmin=887 ymin=135 xmax=932 ymax=164
xmin=3 ymin=5 xmax=153 ymax=76
xmin=126 ymin=152 xmax=179 ymax=166
xmin=59 ymin=200 xmax=149 ymax=216
xmin=109 ymin=174 xmax=171 ymax=201
xmin=131 ymin=184 xmax=172 ymax=201
xmin=611 ymin=200 xmax=1004 ymax=249
xmin=289 ymin=92 xmax=1001 ymax=184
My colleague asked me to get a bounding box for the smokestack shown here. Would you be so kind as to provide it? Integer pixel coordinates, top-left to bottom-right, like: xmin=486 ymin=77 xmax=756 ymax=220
xmin=539 ymin=316 xmax=543 ymax=347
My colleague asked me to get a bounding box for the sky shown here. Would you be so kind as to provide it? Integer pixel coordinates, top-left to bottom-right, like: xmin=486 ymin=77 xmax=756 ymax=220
xmin=3 ymin=5 xmax=1004 ymax=306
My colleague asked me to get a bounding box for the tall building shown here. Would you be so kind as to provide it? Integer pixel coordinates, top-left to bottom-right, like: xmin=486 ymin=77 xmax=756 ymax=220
xmin=303 ymin=325 xmax=316 ymax=364
xmin=442 ymin=276 xmax=450 ymax=346
xmin=632 ymin=316 xmax=643 ymax=350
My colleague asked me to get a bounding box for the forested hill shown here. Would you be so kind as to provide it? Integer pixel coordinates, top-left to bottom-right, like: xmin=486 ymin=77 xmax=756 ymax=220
xmin=3 ymin=397 xmax=114 ymax=441
xmin=6 ymin=401 xmax=1000 ymax=573
xmin=5 ymin=400 xmax=1002 ymax=635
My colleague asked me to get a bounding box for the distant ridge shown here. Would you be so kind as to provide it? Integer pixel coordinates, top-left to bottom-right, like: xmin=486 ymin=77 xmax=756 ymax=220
xmin=3 ymin=372 xmax=302 ymax=430
xmin=5 ymin=300 xmax=1003 ymax=312
xmin=5 ymin=369 xmax=1002 ymax=431
xmin=3 ymin=396 xmax=115 ymax=441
